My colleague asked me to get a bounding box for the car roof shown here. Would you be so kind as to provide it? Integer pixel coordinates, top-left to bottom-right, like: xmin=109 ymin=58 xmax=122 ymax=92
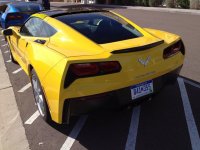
xmin=38 ymin=8 xmax=109 ymax=18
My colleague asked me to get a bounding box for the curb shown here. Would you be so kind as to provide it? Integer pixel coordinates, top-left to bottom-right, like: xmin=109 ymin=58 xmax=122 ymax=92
xmin=126 ymin=6 xmax=200 ymax=15
xmin=50 ymin=2 xmax=200 ymax=15
xmin=0 ymin=36 xmax=29 ymax=150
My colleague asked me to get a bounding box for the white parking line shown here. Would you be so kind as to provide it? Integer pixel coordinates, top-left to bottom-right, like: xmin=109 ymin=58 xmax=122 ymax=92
xmin=184 ymin=79 xmax=200 ymax=89
xmin=18 ymin=83 xmax=31 ymax=93
xmin=60 ymin=115 xmax=88 ymax=150
xmin=1 ymin=43 xmax=7 ymax=47
xmin=177 ymin=77 xmax=200 ymax=150
xmin=1 ymin=39 xmax=5 ymax=41
xmin=6 ymin=60 xmax=11 ymax=63
xmin=25 ymin=110 xmax=40 ymax=125
xmin=12 ymin=68 xmax=22 ymax=74
xmin=4 ymin=50 xmax=9 ymax=54
xmin=125 ymin=106 xmax=140 ymax=150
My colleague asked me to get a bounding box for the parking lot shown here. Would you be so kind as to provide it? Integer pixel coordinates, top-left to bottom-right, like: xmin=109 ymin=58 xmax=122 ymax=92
xmin=1 ymin=6 xmax=200 ymax=150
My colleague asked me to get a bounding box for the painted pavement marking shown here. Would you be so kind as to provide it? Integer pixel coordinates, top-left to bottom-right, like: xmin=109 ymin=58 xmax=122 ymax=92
xmin=18 ymin=83 xmax=31 ymax=93
xmin=125 ymin=106 xmax=140 ymax=150
xmin=6 ymin=60 xmax=11 ymax=63
xmin=184 ymin=79 xmax=200 ymax=89
xmin=60 ymin=115 xmax=88 ymax=150
xmin=25 ymin=110 xmax=40 ymax=125
xmin=12 ymin=68 xmax=22 ymax=74
xmin=1 ymin=43 xmax=7 ymax=47
xmin=178 ymin=77 xmax=200 ymax=150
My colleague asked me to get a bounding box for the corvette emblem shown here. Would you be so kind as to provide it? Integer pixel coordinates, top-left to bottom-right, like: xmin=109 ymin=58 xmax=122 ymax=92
xmin=138 ymin=56 xmax=151 ymax=67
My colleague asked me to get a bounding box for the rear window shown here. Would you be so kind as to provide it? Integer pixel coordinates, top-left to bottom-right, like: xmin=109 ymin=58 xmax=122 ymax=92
xmin=14 ymin=4 xmax=43 ymax=12
xmin=56 ymin=12 xmax=143 ymax=44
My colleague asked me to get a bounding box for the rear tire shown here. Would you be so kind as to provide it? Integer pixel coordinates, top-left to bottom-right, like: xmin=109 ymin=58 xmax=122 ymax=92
xmin=31 ymin=69 xmax=51 ymax=123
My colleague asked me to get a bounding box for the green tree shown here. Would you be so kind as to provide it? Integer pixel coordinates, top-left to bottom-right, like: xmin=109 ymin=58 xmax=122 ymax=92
xmin=143 ymin=0 xmax=149 ymax=6
xmin=149 ymin=0 xmax=163 ymax=6
xmin=177 ymin=0 xmax=190 ymax=8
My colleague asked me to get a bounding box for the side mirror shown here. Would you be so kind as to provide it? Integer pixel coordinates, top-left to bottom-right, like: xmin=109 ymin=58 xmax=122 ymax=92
xmin=3 ymin=29 xmax=13 ymax=36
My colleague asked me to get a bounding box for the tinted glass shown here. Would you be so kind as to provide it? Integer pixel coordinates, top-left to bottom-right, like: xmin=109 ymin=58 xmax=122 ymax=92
xmin=4 ymin=6 xmax=10 ymax=13
xmin=14 ymin=4 xmax=43 ymax=12
xmin=56 ymin=12 xmax=143 ymax=44
xmin=20 ymin=17 xmax=56 ymax=37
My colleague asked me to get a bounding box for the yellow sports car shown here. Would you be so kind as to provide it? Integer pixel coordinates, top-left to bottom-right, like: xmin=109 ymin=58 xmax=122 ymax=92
xmin=3 ymin=9 xmax=185 ymax=124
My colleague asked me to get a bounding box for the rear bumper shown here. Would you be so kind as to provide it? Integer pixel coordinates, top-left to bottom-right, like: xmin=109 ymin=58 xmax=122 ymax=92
xmin=62 ymin=65 xmax=182 ymax=123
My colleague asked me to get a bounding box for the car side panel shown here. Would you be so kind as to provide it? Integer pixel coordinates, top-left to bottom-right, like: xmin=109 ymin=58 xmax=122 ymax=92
xmin=7 ymin=27 xmax=28 ymax=72
xmin=23 ymin=38 xmax=66 ymax=80
xmin=6 ymin=27 xmax=66 ymax=119
xmin=42 ymin=58 xmax=67 ymax=123
xmin=24 ymin=40 xmax=66 ymax=114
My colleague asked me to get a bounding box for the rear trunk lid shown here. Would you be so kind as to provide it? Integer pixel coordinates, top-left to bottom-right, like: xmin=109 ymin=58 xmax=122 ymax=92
xmin=100 ymin=36 xmax=171 ymax=83
xmin=100 ymin=36 xmax=163 ymax=53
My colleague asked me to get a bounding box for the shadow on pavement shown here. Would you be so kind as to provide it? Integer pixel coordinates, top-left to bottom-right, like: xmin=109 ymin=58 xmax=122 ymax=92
xmin=47 ymin=76 xmax=200 ymax=150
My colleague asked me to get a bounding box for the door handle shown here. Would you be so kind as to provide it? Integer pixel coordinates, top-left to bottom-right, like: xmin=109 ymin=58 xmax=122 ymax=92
xmin=34 ymin=39 xmax=46 ymax=44
xmin=26 ymin=42 xmax=28 ymax=47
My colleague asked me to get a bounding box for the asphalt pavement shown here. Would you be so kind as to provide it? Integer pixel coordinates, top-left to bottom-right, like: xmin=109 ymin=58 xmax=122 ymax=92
xmin=1 ymin=5 xmax=200 ymax=150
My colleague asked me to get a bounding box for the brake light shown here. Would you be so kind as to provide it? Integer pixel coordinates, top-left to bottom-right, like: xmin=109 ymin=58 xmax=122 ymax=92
xmin=7 ymin=15 xmax=23 ymax=20
xmin=99 ymin=61 xmax=121 ymax=74
xmin=69 ymin=61 xmax=121 ymax=77
xmin=70 ymin=63 xmax=99 ymax=77
xmin=163 ymin=40 xmax=185 ymax=59
xmin=65 ymin=61 xmax=121 ymax=88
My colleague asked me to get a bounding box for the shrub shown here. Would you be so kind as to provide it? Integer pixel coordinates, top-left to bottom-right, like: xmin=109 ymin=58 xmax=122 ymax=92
xmin=177 ymin=0 xmax=190 ymax=8
xmin=149 ymin=0 xmax=163 ymax=6
xmin=133 ymin=0 xmax=142 ymax=5
xmin=143 ymin=0 xmax=150 ymax=6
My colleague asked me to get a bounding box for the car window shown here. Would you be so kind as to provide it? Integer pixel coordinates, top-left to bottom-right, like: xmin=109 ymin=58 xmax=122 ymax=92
xmin=56 ymin=12 xmax=143 ymax=44
xmin=14 ymin=4 xmax=43 ymax=12
xmin=4 ymin=6 xmax=10 ymax=13
xmin=20 ymin=17 xmax=56 ymax=37
xmin=0 ymin=4 xmax=7 ymax=13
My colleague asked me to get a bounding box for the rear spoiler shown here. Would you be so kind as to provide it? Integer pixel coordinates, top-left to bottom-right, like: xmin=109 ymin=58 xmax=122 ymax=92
xmin=111 ymin=40 xmax=164 ymax=54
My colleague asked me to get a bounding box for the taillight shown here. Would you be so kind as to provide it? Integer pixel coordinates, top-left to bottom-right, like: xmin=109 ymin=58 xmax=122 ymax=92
xmin=99 ymin=61 xmax=121 ymax=74
xmin=70 ymin=61 xmax=121 ymax=77
xmin=163 ymin=40 xmax=185 ymax=59
xmin=65 ymin=61 xmax=121 ymax=88
xmin=7 ymin=15 xmax=23 ymax=20
xmin=70 ymin=63 xmax=99 ymax=77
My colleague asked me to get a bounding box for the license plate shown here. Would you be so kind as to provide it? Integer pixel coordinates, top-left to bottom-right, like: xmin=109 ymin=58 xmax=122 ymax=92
xmin=130 ymin=80 xmax=153 ymax=100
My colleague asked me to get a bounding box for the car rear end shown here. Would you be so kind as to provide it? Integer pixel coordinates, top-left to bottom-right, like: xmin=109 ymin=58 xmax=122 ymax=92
xmin=61 ymin=38 xmax=184 ymax=121
xmin=5 ymin=12 xmax=31 ymax=28
xmin=39 ymin=10 xmax=185 ymax=123
xmin=5 ymin=3 xmax=44 ymax=28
